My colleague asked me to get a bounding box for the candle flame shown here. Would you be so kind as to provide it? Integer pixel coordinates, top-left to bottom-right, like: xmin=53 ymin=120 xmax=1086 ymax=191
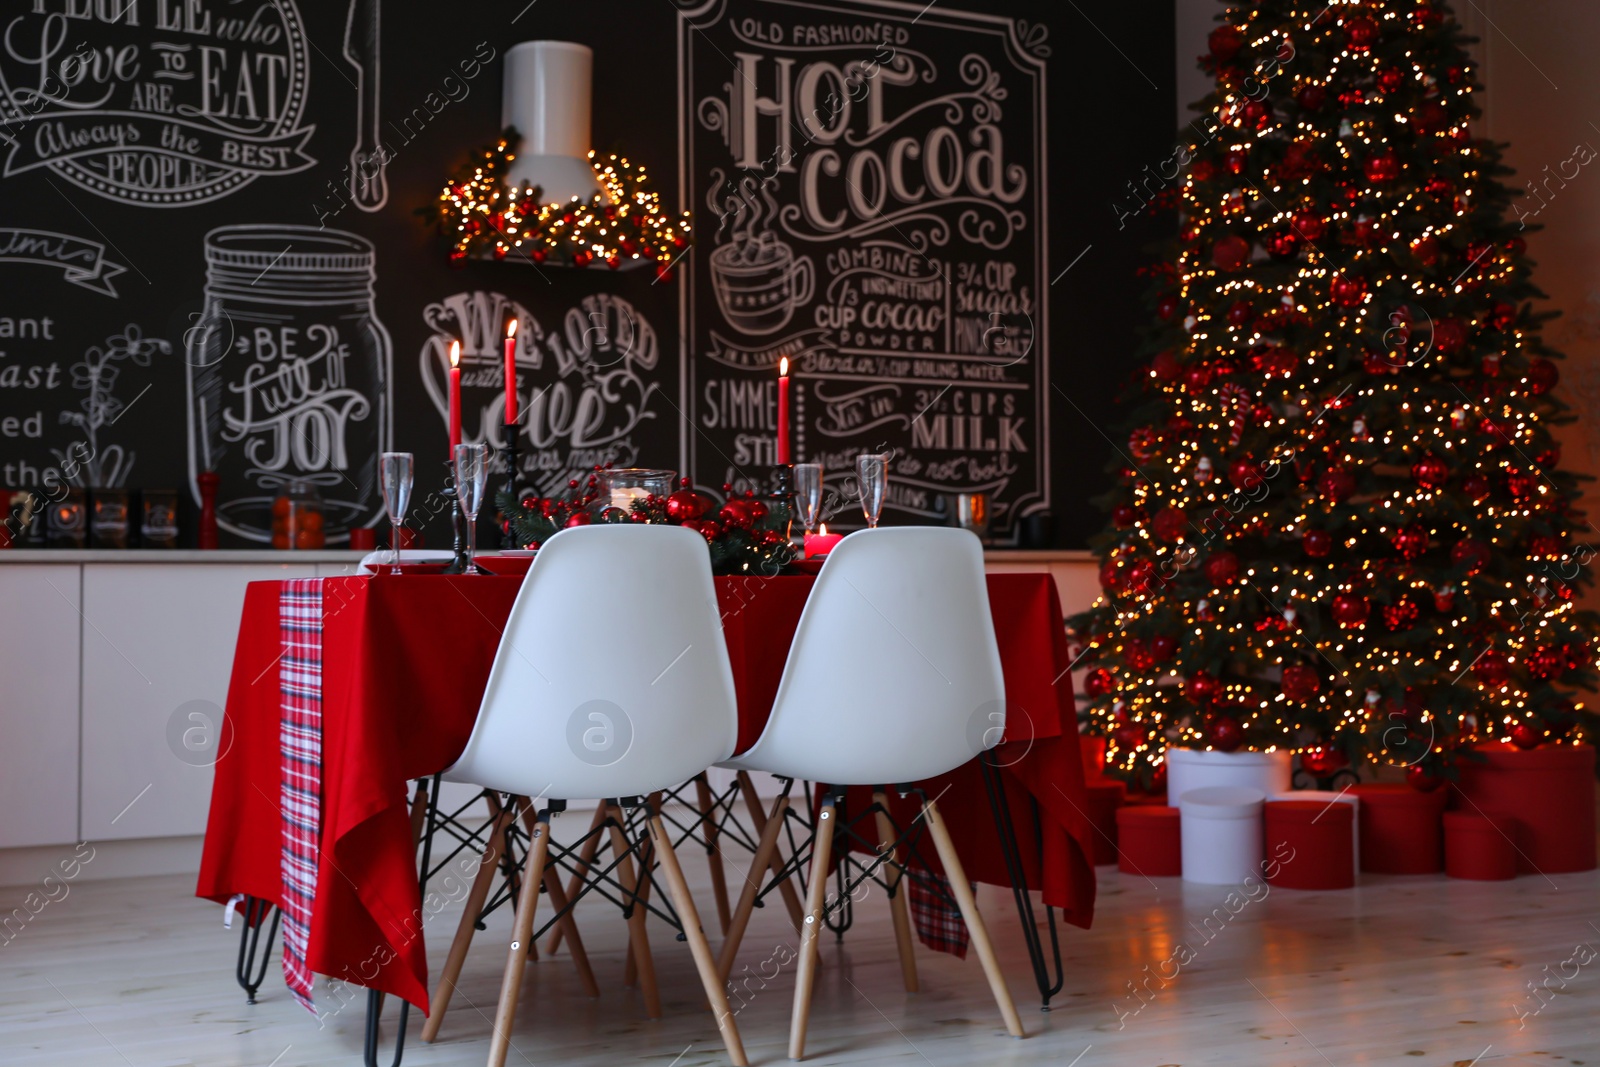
xmin=819 ymin=523 xmax=827 ymax=535
xmin=506 ymin=318 xmax=518 ymax=339
xmin=779 ymin=355 xmax=789 ymax=377
xmin=450 ymin=340 xmax=460 ymax=368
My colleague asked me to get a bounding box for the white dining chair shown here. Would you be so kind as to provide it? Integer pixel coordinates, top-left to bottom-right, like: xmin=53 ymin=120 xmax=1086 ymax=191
xmin=421 ymin=523 xmax=746 ymax=1067
xmin=717 ymin=526 xmax=1025 ymax=1059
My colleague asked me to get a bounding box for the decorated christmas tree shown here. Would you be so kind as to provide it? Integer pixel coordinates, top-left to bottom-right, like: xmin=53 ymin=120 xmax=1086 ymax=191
xmin=1068 ymin=0 xmax=1600 ymax=790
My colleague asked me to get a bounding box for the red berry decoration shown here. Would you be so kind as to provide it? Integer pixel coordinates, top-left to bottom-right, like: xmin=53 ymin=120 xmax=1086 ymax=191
xmin=1152 ymin=506 xmax=1189 ymax=542
xmin=1213 ymin=234 xmax=1252 ymax=271
xmin=1228 ymin=457 xmax=1263 ymax=491
xmin=1526 ymin=358 xmax=1559 ymax=394
xmin=1344 ymin=15 xmax=1379 ymax=50
xmin=1303 ymin=528 xmax=1333 ymax=558
xmin=1406 ymin=764 xmax=1443 ymax=793
xmin=1299 ymin=744 xmax=1347 ymax=777
xmin=1084 ymin=668 xmax=1115 ymax=697
xmin=1451 ymin=537 xmax=1491 ymax=575
xmin=1473 ymin=649 xmax=1510 ymax=688
xmin=1329 ymin=272 xmax=1368 ymax=307
xmin=1204 ymin=550 xmax=1240 ymax=585
xmin=1281 ymin=664 xmax=1321 ymax=702
xmin=1411 ymin=454 xmax=1449 ymax=488
xmin=1331 ymin=593 xmax=1370 ymax=627
xmin=1186 ymin=670 xmax=1220 ymax=704
xmin=1209 ymin=23 xmax=1245 ymax=60
xmin=1207 ymin=714 xmax=1245 ymax=752
xmin=1364 ymin=149 xmax=1400 ymax=183
xmin=1509 ymin=720 xmax=1543 ymax=750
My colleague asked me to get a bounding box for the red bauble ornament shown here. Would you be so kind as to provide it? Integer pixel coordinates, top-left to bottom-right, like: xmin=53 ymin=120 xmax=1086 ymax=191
xmin=1266 ymin=229 xmax=1301 ymax=259
xmin=1303 ymin=528 xmax=1333 ymax=558
xmin=1186 ymin=670 xmax=1220 ymax=704
xmin=1331 ymin=593 xmax=1370 ymax=627
xmin=1432 ymin=317 xmax=1468 ymax=355
xmin=1451 ymin=537 xmax=1491 ymax=575
xmin=1299 ymin=745 xmax=1347 ymax=777
xmin=1319 ymin=467 xmax=1357 ymax=503
xmin=1329 ymin=272 xmax=1367 ymax=308
xmin=1526 ymin=358 xmax=1559 ymax=394
xmin=1383 ymin=598 xmax=1420 ymax=631
xmin=1213 ymin=234 xmax=1252 ymax=271
xmin=1207 ymin=714 xmax=1245 ymax=752
xmin=1155 ymin=295 xmax=1180 ymax=321
xmin=1084 ymin=668 xmax=1115 ymax=697
xmin=665 ymin=488 xmax=707 ymax=522
xmin=1392 ymin=521 xmax=1430 ymax=560
xmin=1410 ymin=236 xmax=1440 ymax=266
xmin=1473 ymin=649 xmax=1510 ymax=688
xmin=1225 ymin=299 xmax=1254 ymax=326
xmin=682 ymin=518 xmax=721 ymax=542
xmin=564 ymin=511 xmax=592 ymax=528
xmin=1462 ymin=474 xmax=1492 ymax=503
xmin=1528 ymin=534 xmax=1564 ymax=560
xmin=1151 ymin=349 xmax=1183 ymax=383
xmin=1240 ymin=99 xmax=1271 ymax=130
xmin=1527 ymin=646 xmax=1564 ymax=680
xmin=1344 ymin=15 xmax=1379 ymax=50
xmin=1509 ymin=721 xmax=1543 ymax=750
xmin=1209 ymin=23 xmax=1245 ymax=60
xmin=1277 ymin=140 xmax=1319 ymax=180
xmin=1281 ymin=664 xmax=1321 ymax=702
xmin=1224 ymin=146 xmax=1249 ymax=174
xmin=1296 ymin=83 xmax=1327 ymax=111
xmin=1228 ymin=457 xmax=1263 ymax=491
xmin=1411 ymin=454 xmax=1449 ymax=488
xmin=1406 ymin=764 xmax=1443 ymax=792
xmin=1364 ymin=150 xmax=1400 ymax=183
xmin=1151 ymin=633 xmax=1179 ymax=661
xmin=1184 ymin=364 xmax=1211 ymax=394
xmin=1506 ymin=469 xmax=1535 ymax=499
xmin=1204 ymin=550 xmax=1240 ymax=585
xmin=1125 ymin=638 xmax=1154 ymax=671
xmin=1099 ymin=560 xmax=1124 ymax=592
xmin=1125 ymin=560 xmax=1157 ymax=593
xmin=1152 ymin=506 xmax=1189 ymax=542
xmin=718 ymin=498 xmax=755 ymax=528
xmin=1112 ymin=504 xmax=1139 ymax=528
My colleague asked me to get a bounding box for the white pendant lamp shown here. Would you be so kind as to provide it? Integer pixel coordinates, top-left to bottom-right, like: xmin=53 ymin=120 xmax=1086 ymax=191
xmin=502 ymin=41 xmax=609 ymax=204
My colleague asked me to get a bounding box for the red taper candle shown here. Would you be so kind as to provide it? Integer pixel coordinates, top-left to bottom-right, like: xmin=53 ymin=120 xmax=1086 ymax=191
xmin=504 ymin=318 xmax=519 ymax=425
xmin=448 ymin=340 xmax=462 ymax=458
xmin=776 ymin=355 xmax=791 ymax=465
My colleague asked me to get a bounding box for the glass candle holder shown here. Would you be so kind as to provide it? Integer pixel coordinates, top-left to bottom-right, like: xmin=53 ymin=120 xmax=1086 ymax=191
xmin=604 ymin=468 xmax=675 ymax=515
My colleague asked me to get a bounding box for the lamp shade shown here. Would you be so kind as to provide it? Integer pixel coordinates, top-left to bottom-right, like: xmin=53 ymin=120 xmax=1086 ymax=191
xmin=501 ymin=41 xmax=608 ymax=204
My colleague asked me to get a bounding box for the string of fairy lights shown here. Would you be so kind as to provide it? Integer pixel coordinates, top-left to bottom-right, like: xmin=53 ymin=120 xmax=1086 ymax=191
xmin=1070 ymin=0 xmax=1595 ymax=786
xmin=437 ymin=133 xmax=691 ymax=273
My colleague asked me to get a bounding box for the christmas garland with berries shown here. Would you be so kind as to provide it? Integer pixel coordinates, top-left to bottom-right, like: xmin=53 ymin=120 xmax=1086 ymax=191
xmin=496 ymin=475 xmax=796 ymax=576
xmin=434 ymin=129 xmax=691 ymax=276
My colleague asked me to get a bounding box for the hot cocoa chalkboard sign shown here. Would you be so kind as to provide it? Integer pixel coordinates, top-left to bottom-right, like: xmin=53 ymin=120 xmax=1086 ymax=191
xmin=678 ymin=0 xmax=1051 ymax=533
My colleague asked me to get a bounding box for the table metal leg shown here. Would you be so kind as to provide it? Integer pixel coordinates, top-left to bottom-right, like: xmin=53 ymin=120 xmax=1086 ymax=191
xmin=978 ymin=754 xmax=1064 ymax=1010
xmin=235 ymin=896 xmax=280 ymax=1005
xmin=362 ymin=776 xmax=441 ymax=1067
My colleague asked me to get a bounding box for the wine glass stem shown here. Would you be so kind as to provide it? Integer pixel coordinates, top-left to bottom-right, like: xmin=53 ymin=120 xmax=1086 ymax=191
xmin=465 ymin=516 xmax=477 ymax=573
xmin=391 ymin=519 xmax=401 ymax=566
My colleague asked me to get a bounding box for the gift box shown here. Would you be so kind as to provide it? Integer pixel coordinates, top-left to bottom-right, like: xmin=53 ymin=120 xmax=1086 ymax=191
xmin=1444 ymin=811 xmax=1516 ymax=881
xmin=1115 ymin=805 xmax=1180 ymax=877
xmin=1451 ymin=742 xmax=1595 ymax=874
xmin=1264 ymin=800 xmax=1354 ymax=890
xmin=1352 ymin=783 xmax=1446 ymax=874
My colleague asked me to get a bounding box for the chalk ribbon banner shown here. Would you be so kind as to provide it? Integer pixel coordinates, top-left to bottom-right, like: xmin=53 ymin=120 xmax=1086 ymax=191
xmin=0 ymin=227 xmax=126 ymax=297
xmin=2 ymin=113 xmax=317 ymax=178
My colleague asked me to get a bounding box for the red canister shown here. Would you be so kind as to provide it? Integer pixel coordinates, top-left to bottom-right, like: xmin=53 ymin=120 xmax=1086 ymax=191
xmin=1444 ymin=811 xmax=1517 ymax=881
xmin=1352 ymin=783 xmax=1447 ymax=874
xmin=1452 ymin=742 xmax=1595 ymax=874
xmin=1264 ymin=800 xmax=1355 ymax=890
xmin=1115 ymin=805 xmax=1181 ymax=877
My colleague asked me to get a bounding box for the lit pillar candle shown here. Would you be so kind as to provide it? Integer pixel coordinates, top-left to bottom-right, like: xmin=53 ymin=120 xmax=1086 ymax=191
xmin=504 ymin=318 xmax=519 ymax=425
xmin=776 ymin=355 xmax=791 ymax=465
xmin=804 ymin=522 xmax=842 ymax=558
xmin=448 ymin=339 xmax=462 ymax=458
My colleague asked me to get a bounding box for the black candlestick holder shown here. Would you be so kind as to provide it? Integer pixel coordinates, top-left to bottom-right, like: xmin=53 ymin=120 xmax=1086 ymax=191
xmin=767 ymin=463 xmax=795 ymax=542
xmin=500 ymin=426 xmax=521 ymax=548
xmin=441 ymin=459 xmax=468 ymax=574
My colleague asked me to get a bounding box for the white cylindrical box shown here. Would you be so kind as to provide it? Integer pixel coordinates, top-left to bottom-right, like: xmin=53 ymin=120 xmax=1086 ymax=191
xmin=1179 ymin=785 xmax=1266 ymax=885
xmin=501 ymin=41 xmax=605 ymax=203
xmin=1166 ymin=747 xmax=1291 ymax=804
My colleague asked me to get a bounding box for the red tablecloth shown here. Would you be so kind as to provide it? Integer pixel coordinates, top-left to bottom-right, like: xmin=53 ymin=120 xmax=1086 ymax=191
xmin=196 ymin=571 xmax=1094 ymax=1012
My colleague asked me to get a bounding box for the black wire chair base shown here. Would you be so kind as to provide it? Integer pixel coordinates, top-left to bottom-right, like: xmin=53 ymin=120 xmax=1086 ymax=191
xmin=978 ymin=754 xmax=1064 ymax=1010
xmin=362 ymin=776 xmax=442 ymax=1067
xmin=234 ymin=895 xmax=280 ymax=1005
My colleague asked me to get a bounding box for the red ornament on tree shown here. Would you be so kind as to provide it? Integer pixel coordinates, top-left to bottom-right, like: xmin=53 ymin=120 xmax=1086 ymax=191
xmin=1330 ymin=272 xmax=1368 ymax=307
xmin=1296 ymin=83 xmax=1327 ymax=111
xmin=1410 ymin=235 xmax=1440 ymax=266
xmin=1432 ymin=317 xmax=1468 ymax=355
xmin=1281 ymin=664 xmax=1321 ymax=702
xmin=1299 ymin=745 xmax=1347 ymax=777
xmin=1084 ymin=668 xmax=1115 ymax=697
xmin=1331 ymin=593 xmax=1371 ymax=627
xmin=1228 ymin=457 xmax=1263 ymax=491
xmin=1186 ymin=670 xmax=1220 ymax=704
xmin=1406 ymin=764 xmax=1443 ymax=793
xmin=1204 ymin=551 xmax=1240 ymax=585
xmin=1344 ymin=15 xmax=1380 ymax=50
xmin=1152 ymin=506 xmax=1189 ymax=542
xmin=1155 ymin=295 xmax=1180 ymax=321
xmin=1473 ymin=649 xmax=1510 ymax=688
xmin=1451 ymin=537 xmax=1491 ymax=575
xmin=1509 ymin=721 xmax=1543 ymax=750
xmin=1207 ymin=714 xmax=1245 ymax=752
xmin=1383 ymin=598 xmax=1420 ymax=631
xmin=1112 ymin=504 xmax=1139 ymax=528
xmin=1411 ymin=454 xmax=1448 ymax=488
xmin=1364 ymin=149 xmax=1400 ymax=183
xmin=1213 ymin=234 xmax=1252 ymax=271
xmin=665 ymin=487 xmax=708 ymax=522
xmin=1209 ymin=23 xmax=1245 ymax=60
xmin=1303 ymin=528 xmax=1333 ymax=558
xmin=1462 ymin=474 xmax=1492 ymax=502
xmin=1319 ymin=467 xmax=1357 ymax=503
xmin=1151 ymin=349 xmax=1183 ymax=382
xmin=1433 ymin=584 xmax=1457 ymax=612
xmin=1392 ymin=521 xmax=1430 ymax=559
xmin=1151 ymin=633 xmax=1179 ymax=661
xmin=1526 ymin=358 xmax=1559 ymax=394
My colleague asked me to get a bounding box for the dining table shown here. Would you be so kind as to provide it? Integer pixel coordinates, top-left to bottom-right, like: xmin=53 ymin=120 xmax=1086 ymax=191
xmin=195 ymin=561 xmax=1096 ymax=1044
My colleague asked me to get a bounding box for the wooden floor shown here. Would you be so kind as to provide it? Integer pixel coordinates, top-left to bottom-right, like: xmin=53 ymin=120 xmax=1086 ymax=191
xmin=2 ymin=837 xmax=1596 ymax=1067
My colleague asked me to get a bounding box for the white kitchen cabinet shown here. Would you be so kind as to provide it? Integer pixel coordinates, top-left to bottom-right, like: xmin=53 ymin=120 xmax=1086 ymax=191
xmin=0 ymin=565 xmax=83 ymax=848
xmin=80 ymin=563 xmax=317 ymax=841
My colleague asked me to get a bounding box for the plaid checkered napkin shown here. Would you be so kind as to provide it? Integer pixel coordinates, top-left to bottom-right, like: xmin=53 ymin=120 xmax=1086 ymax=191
xmin=278 ymin=579 xmax=324 ymax=1013
xmin=908 ymin=873 xmax=971 ymax=958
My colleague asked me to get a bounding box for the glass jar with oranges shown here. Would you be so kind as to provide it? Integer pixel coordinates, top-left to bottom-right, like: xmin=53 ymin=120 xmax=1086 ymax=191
xmin=272 ymin=479 xmax=326 ymax=550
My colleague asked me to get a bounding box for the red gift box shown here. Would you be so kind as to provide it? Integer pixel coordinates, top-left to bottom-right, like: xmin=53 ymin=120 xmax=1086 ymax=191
xmin=1452 ymin=742 xmax=1596 ymax=874
xmin=1444 ymin=811 xmax=1517 ymax=881
xmin=1352 ymin=783 xmax=1447 ymax=874
xmin=1085 ymin=779 xmax=1126 ymax=866
xmin=1264 ymin=800 xmax=1354 ymax=890
xmin=1115 ymin=805 xmax=1181 ymax=877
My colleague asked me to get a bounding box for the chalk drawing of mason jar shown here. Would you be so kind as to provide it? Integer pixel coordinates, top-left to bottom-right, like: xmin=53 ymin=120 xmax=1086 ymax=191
xmin=186 ymin=226 xmax=392 ymax=544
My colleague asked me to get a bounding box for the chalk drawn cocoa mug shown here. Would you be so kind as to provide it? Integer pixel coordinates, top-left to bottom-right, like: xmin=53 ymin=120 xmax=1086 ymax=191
xmin=710 ymin=237 xmax=814 ymax=336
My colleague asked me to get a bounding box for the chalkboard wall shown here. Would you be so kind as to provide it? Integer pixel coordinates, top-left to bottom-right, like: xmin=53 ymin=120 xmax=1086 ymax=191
xmin=0 ymin=0 xmax=1174 ymax=548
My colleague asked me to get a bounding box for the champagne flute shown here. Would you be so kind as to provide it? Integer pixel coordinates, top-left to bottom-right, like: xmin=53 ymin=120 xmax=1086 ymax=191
xmin=379 ymin=452 xmax=413 ymax=567
xmin=795 ymin=462 xmax=823 ymax=539
xmin=856 ymin=453 xmax=888 ymax=529
xmin=453 ymin=443 xmax=490 ymax=574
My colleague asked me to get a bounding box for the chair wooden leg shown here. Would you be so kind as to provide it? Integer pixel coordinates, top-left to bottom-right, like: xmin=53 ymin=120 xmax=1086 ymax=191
xmin=921 ymin=797 xmax=1025 ymax=1039
xmin=649 ymin=815 xmax=750 ymax=1067
xmin=422 ymin=798 xmax=515 ymax=1043
xmin=695 ymin=773 xmax=734 ymax=935
xmin=621 ymin=828 xmax=657 ymax=988
xmin=790 ymin=797 xmax=835 ymax=1061
xmin=408 ymin=779 xmax=431 ymax=846
xmin=739 ymin=771 xmax=806 ymax=934
xmin=717 ymin=792 xmax=790 ymax=982
xmin=546 ymin=803 xmax=607 ymax=955
xmin=607 ymin=804 xmax=661 ymax=1019
xmin=872 ymin=790 xmax=920 ymax=994
xmin=511 ymin=803 xmax=600 ymax=999
xmin=486 ymin=807 xmax=551 ymax=1067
